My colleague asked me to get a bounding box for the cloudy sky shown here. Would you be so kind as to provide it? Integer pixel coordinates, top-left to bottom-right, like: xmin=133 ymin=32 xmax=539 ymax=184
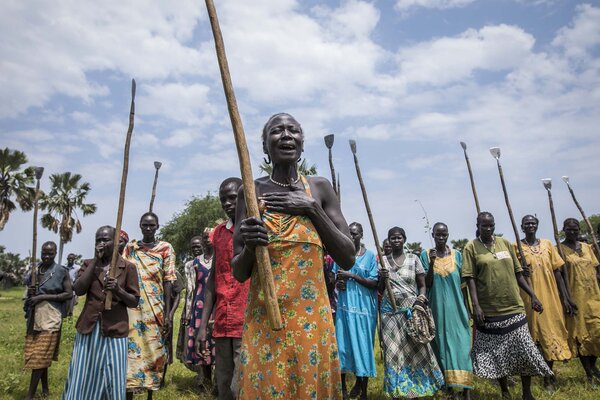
xmin=1 ymin=0 xmax=599 ymax=260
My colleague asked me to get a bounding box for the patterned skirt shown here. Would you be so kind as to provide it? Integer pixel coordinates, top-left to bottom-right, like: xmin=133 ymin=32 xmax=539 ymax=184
xmin=381 ymin=308 xmax=444 ymax=398
xmin=472 ymin=313 xmax=553 ymax=379
xmin=24 ymin=330 xmax=61 ymax=369
xmin=62 ymin=322 xmax=128 ymax=399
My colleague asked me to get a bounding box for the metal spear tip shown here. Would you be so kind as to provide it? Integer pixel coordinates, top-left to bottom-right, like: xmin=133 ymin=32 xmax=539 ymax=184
xmin=349 ymin=139 xmax=357 ymax=154
xmin=489 ymin=147 xmax=501 ymax=159
xmin=541 ymin=178 xmax=552 ymax=190
xmin=460 ymin=141 xmax=467 ymax=150
xmin=561 ymin=176 xmax=569 ymax=184
xmin=34 ymin=166 xmax=44 ymax=180
xmin=324 ymin=134 xmax=334 ymax=149
xmin=154 ymin=161 xmax=162 ymax=170
xmin=131 ymin=79 xmax=136 ymax=97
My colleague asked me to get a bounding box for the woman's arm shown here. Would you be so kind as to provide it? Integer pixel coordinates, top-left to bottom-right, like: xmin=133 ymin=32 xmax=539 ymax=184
xmin=415 ymin=273 xmax=427 ymax=297
xmin=516 ymin=273 xmax=543 ymax=313
xmin=73 ymin=260 xmax=97 ymax=296
xmin=466 ymin=277 xmax=484 ymax=326
xmin=198 ymin=257 xmax=216 ymax=349
xmin=232 ymin=188 xmax=268 ymax=283
xmin=421 ymin=250 xmax=436 ymax=288
xmin=105 ymin=276 xmax=139 ymax=308
xmin=553 ymin=267 xmax=576 ymax=316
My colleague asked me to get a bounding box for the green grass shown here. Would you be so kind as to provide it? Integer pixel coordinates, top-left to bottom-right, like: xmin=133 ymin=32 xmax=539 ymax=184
xmin=0 ymin=286 xmax=598 ymax=399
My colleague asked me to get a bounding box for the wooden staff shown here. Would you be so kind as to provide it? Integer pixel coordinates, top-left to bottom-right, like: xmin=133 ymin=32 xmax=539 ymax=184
xmin=324 ymin=134 xmax=338 ymax=198
xmin=337 ymin=173 xmax=341 ymax=203
xmin=149 ymin=161 xmax=162 ymax=212
xmin=349 ymin=140 xmax=397 ymax=312
xmin=460 ymin=142 xmax=481 ymax=214
xmin=30 ymin=167 xmax=44 ymax=287
xmin=541 ymin=179 xmax=567 ymax=260
xmin=489 ymin=147 xmax=531 ymax=283
xmin=205 ymin=0 xmax=282 ymax=330
xmin=542 ymin=178 xmax=573 ymax=293
xmin=105 ymin=79 xmax=136 ymax=310
xmin=562 ymin=176 xmax=600 ymax=257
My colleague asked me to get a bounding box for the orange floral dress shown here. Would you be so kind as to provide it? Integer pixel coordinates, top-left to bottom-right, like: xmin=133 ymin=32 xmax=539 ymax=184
xmin=237 ymin=176 xmax=342 ymax=400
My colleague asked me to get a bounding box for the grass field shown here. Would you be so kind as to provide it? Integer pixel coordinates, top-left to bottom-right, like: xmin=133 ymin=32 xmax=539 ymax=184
xmin=0 ymin=286 xmax=598 ymax=399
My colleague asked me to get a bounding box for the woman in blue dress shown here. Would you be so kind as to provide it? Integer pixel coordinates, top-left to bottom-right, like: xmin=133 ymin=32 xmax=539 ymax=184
xmin=334 ymin=222 xmax=378 ymax=400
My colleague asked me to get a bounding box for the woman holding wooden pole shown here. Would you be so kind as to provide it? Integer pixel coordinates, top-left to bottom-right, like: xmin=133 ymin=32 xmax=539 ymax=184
xmin=462 ymin=212 xmax=551 ymax=400
xmin=560 ymin=217 xmax=600 ymax=384
xmin=516 ymin=215 xmax=574 ymax=390
xmin=232 ymin=112 xmax=355 ymax=399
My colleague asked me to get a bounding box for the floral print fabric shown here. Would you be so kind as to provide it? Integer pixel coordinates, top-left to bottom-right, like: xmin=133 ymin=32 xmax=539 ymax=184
xmin=125 ymin=240 xmax=176 ymax=390
xmin=185 ymin=257 xmax=215 ymax=367
xmin=237 ymin=176 xmax=342 ymax=400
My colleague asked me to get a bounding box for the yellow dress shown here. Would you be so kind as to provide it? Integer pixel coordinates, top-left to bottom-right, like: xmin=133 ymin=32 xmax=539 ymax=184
xmin=515 ymin=239 xmax=571 ymax=361
xmin=237 ymin=177 xmax=342 ymax=399
xmin=561 ymin=243 xmax=600 ymax=357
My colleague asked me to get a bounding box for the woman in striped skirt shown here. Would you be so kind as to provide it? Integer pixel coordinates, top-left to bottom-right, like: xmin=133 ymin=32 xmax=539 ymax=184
xmin=62 ymin=226 xmax=140 ymax=399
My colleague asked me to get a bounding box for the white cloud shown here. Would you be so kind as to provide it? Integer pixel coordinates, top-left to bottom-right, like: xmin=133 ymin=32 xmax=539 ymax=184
xmin=395 ymin=25 xmax=535 ymax=87
xmin=0 ymin=0 xmax=209 ymax=118
xmin=552 ymin=4 xmax=600 ymax=59
xmin=395 ymin=0 xmax=476 ymax=12
xmin=139 ymin=83 xmax=213 ymax=126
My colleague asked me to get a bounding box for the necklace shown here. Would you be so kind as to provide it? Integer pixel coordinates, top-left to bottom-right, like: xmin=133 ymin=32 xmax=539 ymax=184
xmin=203 ymin=253 xmax=213 ymax=264
xmin=478 ymin=237 xmax=497 ymax=258
xmin=269 ymin=174 xmax=299 ymax=188
xmin=139 ymin=239 xmax=157 ymax=247
xmin=523 ymin=238 xmax=542 ymax=254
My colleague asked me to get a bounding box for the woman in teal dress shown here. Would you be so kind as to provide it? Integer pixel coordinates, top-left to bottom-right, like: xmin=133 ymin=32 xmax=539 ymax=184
xmin=334 ymin=222 xmax=378 ymax=400
xmin=420 ymin=222 xmax=473 ymax=400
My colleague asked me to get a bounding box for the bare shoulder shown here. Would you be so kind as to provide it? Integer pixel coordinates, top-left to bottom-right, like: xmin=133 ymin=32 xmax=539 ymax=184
xmin=305 ymin=176 xmax=335 ymax=201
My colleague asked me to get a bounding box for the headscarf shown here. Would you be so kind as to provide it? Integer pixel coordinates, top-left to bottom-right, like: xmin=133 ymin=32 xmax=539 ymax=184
xmin=120 ymin=229 xmax=129 ymax=243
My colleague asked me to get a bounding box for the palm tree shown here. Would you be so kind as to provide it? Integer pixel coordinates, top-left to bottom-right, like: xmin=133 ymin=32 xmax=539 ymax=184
xmin=0 ymin=148 xmax=36 ymax=230
xmin=259 ymin=159 xmax=318 ymax=176
xmin=405 ymin=242 xmax=423 ymax=255
xmin=451 ymin=238 xmax=469 ymax=252
xmin=40 ymin=172 xmax=97 ymax=265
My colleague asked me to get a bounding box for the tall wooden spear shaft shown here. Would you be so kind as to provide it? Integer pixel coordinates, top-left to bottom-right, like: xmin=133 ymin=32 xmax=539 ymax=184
xmin=489 ymin=147 xmax=532 ymax=285
xmin=460 ymin=142 xmax=481 ymax=215
xmin=149 ymin=161 xmax=162 ymax=212
xmin=349 ymin=140 xmax=397 ymax=312
xmin=205 ymin=0 xmax=282 ymax=330
xmin=541 ymin=178 xmax=572 ymax=294
xmin=30 ymin=167 xmax=44 ymax=287
xmin=324 ymin=134 xmax=338 ymax=198
xmin=105 ymin=79 xmax=136 ymax=310
xmin=562 ymin=176 xmax=600 ymax=257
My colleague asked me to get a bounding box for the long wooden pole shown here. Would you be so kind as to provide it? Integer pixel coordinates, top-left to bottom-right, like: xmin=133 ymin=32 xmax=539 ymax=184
xmin=30 ymin=167 xmax=44 ymax=287
xmin=205 ymin=0 xmax=282 ymax=330
xmin=149 ymin=161 xmax=162 ymax=212
xmin=562 ymin=176 xmax=600 ymax=257
xmin=542 ymin=178 xmax=573 ymax=298
xmin=324 ymin=134 xmax=337 ymax=197
xmin=490 ymin=148 xmax=532 ymax=285
xmin=105 ymin=79 xmax=136 ymax=310
xmin=349 ymin=140 xmax=397 ymax=312
xmin=460 ymin=142 xmax=481 ymax=215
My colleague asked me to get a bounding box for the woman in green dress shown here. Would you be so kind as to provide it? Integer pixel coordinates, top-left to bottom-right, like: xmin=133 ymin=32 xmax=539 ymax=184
xmin=420 ymin=222 xmax=472 ymax=399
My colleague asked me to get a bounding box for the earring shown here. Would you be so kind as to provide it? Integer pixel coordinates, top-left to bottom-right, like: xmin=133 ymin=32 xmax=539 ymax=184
xmin=297 ymin=156 xmax=302 ymax=164
xmin=263 ymin=154 xmax=271 ymax=165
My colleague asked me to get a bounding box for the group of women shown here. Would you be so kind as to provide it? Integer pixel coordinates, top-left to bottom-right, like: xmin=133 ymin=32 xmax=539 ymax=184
xmin=24 ymin=112 xmax=600 ymax=400
xmin=229 ymin=112 xmax=600 ymax=399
